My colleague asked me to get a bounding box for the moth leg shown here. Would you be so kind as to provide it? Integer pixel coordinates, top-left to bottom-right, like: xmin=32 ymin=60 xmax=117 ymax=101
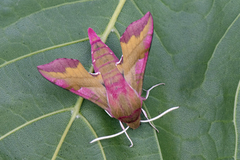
xmin=90 ymin=125 xmax=129 ymax=144
xmin=142 ymin=83 xmax=165 ymax=100
xmin=105 ymin=110 xmax=113 ymax=117
xmin=141 ymin=106 xmax=179 ymax=123
xmin=141 ymin=108 xmax=159 ymax=133
xmin=97 ymin=111 xmax=133 ymax=147
xmin=119 ymin=121 xmax=133 ymax=147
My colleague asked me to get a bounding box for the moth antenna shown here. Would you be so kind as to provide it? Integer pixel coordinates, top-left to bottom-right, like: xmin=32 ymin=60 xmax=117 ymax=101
xmin=90 ymin=125 xmax=130 ymax=144
xmin=143 ymin=83 xmax=165 ymax=100
xmin=141 ymin=108 xmax=159 ymax=132
xmin=119 ymin=121 xmax=133 ymax=147
xmin=141 ymin=106 xmax=179 ymax=123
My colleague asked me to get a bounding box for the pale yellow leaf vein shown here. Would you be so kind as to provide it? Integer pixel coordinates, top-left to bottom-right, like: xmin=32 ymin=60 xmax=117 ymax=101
xmin=0 ymin=108 xmax=72 ymax=141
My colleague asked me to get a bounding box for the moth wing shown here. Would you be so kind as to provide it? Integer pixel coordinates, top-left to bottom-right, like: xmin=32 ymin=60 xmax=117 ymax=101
xmin=117 ymin=12 xmax=154 ymax=95
xmin=37 ymin=58 xmax=108 ymax=110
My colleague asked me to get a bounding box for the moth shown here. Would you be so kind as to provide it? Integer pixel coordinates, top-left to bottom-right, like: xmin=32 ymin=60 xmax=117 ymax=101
xmin=37 ymin=12 xmax=178 ymax=147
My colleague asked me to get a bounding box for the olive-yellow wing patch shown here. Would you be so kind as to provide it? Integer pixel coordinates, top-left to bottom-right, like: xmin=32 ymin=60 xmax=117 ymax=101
xmin=118 ymin=12 xmax=154 ymax=95
xmin=37 ymin=58 xmax=108 ymax=110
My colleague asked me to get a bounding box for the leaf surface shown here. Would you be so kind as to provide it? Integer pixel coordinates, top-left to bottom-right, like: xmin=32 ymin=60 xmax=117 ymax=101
xmin=1 ymin=0 xmax=240 ymax=159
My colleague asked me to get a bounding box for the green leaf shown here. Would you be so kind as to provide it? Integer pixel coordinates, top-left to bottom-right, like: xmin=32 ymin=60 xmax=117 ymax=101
xmin=1 ymin=0 xmax=240 ymax=159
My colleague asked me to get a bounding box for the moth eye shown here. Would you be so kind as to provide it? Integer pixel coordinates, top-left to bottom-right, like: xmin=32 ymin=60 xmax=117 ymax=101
xmin=121 ymin=72 xmax=124 ymax=77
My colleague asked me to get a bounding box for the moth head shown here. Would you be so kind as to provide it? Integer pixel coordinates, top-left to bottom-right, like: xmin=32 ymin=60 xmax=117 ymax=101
xmin=117 ymin=107 xmax=142 ymax=129
xmin=126 ymin=116 xmax=141 ymax=129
